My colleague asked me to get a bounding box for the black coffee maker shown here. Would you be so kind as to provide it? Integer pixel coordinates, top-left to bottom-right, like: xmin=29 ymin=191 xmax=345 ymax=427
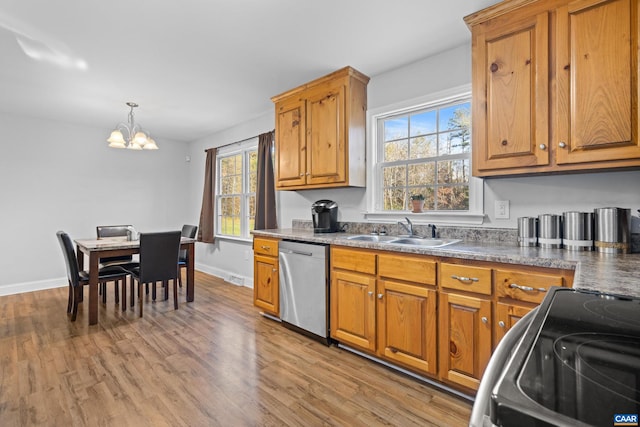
xmin=312 ymin=200 xmax=339 ymax=233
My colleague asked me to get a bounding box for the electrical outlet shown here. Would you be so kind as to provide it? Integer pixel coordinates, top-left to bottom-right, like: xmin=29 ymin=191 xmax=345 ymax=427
xmin=495 ymin=200 xmax=510 ymax=219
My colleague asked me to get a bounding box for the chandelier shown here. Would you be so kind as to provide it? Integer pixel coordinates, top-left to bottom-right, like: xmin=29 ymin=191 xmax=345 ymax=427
xmin=107 ymin=102 xmax=158 ymax=150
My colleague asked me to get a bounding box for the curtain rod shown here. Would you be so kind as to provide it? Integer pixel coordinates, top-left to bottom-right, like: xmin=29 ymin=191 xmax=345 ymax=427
xmin=204 ymin=130 xmax=274 ymax=153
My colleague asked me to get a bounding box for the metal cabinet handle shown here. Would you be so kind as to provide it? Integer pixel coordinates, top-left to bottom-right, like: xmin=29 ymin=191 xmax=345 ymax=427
xmin=451 ymin=275 xmax=479 ymax=283
xmin=272 ymin=268 xmax=277 ymax=273
xmin=300 ymin=174 xmax=304 ymax=177
xmin=539 ymin=144 xmax=547 ymax=150
xmin=368 ymin=291 xmax=374 ymax=296
xmin=481 ymin=317 xmax=488 ymax=324
xmin=377 ymin=293 xmax=384 ymax=299
xmin=498 ymin=321 xmax=505 ymax=328
xmin=558 ymin=141 xmax=567 ymax=148
xmin=509 ymin=283 xmax=547 ymax=292
xmin=261 ymin=245 xmax=270 ymax=250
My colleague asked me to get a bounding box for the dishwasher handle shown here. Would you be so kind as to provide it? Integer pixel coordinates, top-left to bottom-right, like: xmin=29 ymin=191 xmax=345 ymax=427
xmin=280 ymin=249 xmax=313 ymax=257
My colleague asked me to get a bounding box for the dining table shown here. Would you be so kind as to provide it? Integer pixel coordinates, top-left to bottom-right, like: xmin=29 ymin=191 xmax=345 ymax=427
xmin=74 ymin=236 xmax=196 ymax=325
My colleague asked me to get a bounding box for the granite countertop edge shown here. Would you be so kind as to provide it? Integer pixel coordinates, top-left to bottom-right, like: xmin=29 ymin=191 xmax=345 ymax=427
xmin=252 ymin=228 xmax=640 ymax=299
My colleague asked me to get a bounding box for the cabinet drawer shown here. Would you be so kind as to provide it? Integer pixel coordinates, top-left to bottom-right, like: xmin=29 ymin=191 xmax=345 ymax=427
xmin=440 ymin=263 xmax=492 ymax=295
xmin=253 ymin=237 xmax=279 ymax=257
xmin=332 ymin=247 xmax=376 ymax=275
xmin=378 ymin=253 xmax=436 ymax=285
xmin=495 ymin=269 xmax=564 ymax=304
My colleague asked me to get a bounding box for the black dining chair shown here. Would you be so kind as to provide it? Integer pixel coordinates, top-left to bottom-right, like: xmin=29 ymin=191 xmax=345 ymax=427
xmin=124 ymin=231 xmax=182 ymax=317
xmin=177 ymin=224 xmax=197 ymax=288
xmin=56 ymin=231 xmax=129 ymax=321
xmin=95 ymin=225 xmax=140 ymax=304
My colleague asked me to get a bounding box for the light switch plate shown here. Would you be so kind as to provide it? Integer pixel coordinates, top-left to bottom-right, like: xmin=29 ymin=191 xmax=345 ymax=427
xmin=495 ymin=200 xmax=510 ymax=219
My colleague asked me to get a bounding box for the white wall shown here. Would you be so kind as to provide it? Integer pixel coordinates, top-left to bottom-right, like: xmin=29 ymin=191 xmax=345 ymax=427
xmin=0 ymin=112 xmax=191 ymax=294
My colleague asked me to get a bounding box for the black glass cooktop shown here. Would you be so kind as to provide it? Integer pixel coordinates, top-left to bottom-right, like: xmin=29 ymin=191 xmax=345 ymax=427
xmin=492 ymin=288 xmax=640 ymax=427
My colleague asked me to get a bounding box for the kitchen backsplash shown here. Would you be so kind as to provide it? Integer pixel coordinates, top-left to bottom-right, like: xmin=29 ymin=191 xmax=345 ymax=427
xmin=291 ymin=219 xmax=640 ymax=252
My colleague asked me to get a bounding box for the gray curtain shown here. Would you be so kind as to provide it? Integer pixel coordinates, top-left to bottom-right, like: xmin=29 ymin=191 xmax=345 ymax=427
xmin=255 ymin=131 xmax=278 ymax=230
xmin=198 ymin=148 xmax=217 ymax=243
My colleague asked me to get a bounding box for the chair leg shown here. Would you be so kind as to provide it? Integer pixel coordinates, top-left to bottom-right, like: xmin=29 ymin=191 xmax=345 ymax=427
xmin=67 ymin=281 xmax=73 ymax=314
xmin=130 ymin=279 xmax=135 ymax=308
xmin=138 ymin=281 xmax=144 ymax=317
xmin=122 ymin=278 xmax=127 ymax=312
xmin=152 ymin=282 xmax=156 ymax=301
xmin=71 ymin=286 xmax=80 ymax=322
xmin=173 ymin=279 xmax=178 ymax=310
xmin=178 ymin=270 xmax=182 ymax=288
xmin=115 ymin=281 xmax=120 ymax=304
xmin=101 ymin=282 xmax=107 ymax=304
xmin=164 ymin=280 xmax=169 ymax=301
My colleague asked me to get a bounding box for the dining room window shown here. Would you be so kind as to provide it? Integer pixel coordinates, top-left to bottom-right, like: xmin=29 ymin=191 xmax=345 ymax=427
xmin=216 ymin=139 xmax=258 ymax=239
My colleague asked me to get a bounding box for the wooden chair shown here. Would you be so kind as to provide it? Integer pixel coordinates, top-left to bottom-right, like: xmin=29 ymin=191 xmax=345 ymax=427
xmin=56 ymin=231 xmax=129 ymax=321
xmin=177 ymin=224 xmax=197 ymax=288
xmin=124 ymin=231 xmax=182 ymax=317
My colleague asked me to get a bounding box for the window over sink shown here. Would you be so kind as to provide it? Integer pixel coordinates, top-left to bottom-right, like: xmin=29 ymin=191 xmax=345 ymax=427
xmin=366 ymin=85 xmax=484 ymax=225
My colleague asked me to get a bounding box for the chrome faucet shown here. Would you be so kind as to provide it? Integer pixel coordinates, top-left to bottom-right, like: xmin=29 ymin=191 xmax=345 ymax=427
xmin=398 ymin=217 xmax=414 ymax=236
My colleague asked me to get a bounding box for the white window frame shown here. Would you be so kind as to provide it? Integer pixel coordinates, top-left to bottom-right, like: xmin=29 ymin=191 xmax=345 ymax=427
xmin=366 ymin=84 xmax=484 ymax=225
xmin=215 ymin=137 xmax=258 ymax=241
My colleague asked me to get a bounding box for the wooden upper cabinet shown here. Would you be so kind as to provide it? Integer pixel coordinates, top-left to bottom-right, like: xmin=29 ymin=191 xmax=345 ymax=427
xmin=272 ymin=66 xmax=369 ymax=190
xmin=555 ymin=0 xmax=640 ymax=164
xmin=472 ymin=11 xmax=549 ymax=173
xmin=466 ymin=0 xmax=640 ymax=177
xmin=274 ymin=97 xmax=306 ymax=188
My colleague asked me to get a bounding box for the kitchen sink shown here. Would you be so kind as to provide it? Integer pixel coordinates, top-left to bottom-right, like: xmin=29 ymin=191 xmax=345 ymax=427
xmin=344 ymin=235 xmax=461 ymax=248
xmin=386 ymin=237 xmax=461 ymax=247
xmin=345 ymin=234 xmax=396 ymax=242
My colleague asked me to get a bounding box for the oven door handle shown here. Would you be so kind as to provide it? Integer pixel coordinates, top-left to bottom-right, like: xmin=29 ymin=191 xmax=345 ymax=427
xmin=469 ymin=308 xmax=538 ymax=427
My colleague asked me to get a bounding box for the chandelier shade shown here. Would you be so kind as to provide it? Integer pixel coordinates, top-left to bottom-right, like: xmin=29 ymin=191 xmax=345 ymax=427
xmin=107 ymin=102 xmax=158 ymax=150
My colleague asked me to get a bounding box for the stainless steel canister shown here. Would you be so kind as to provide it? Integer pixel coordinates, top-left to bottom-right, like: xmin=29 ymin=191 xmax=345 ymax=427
xmin=517 ymin=217 xmax=538 ymax=246
xmin=594 ymin=207 xmax=631 ymax=253
xmin=562 ymin=211 xmax=594 ymax=251
xmin=538 ymin=214 xmax=562 ymax=248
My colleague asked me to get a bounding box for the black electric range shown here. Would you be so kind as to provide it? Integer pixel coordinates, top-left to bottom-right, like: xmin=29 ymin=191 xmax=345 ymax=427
xmin=492 ymin=287 xmax=640 ymax=427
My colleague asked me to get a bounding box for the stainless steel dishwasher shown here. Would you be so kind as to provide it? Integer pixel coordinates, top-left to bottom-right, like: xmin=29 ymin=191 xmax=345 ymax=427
xmin=278 ymin=240 xmax=330 ymax=344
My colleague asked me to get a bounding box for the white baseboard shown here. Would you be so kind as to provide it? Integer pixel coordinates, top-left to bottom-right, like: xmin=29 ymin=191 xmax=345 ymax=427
xmin=194 ymin=263 xmax=254 ymax=288
xmin=0 ymin=265 xmax=254 ymax=297
xmin=0 ymin=277 xmax=66 ymax=297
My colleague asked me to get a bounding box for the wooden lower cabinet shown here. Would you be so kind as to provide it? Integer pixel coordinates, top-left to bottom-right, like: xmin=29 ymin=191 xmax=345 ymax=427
xmin=325 ymin=245 xmax=575 ymax=394
xmin=253 ymin=237 xmax=280 ymax=316
xmin=438 ymin=292 xmax=492 ymax=391
xmin=253 ymin=254 xmax=279 ymax=315
xmin=330 ymin=269 xmax=376 ymax=352
xmin=331 ymin=248 xmax=438 ymax=376
xmin=494 ymin=301 xmax=533 ymax=344
xmin=377 ymin=279 xmax=437 ymax=375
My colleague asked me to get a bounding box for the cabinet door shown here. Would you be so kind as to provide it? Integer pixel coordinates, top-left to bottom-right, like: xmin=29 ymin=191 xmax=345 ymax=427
xmin=253 ymin=255 xmax=279 ymax=315
xmin=305 ymin=82 xmax=347 ymax=186
xmin=275 ymin=97 xmax=307 ymax=188
xmin=472 ymin=12 xmax=549 ymax=174
xmin=556 ymin=0 xmax=640 ymax=164
xmin=494 ymin=302 xmax=533 ymax=346
xmin=377 ymin=280 xmax=437 ymax=375
xmin=330 ymin=270 xmax=376 ymax=352
xmin=439 ymin=292 xmax=492 ymax=390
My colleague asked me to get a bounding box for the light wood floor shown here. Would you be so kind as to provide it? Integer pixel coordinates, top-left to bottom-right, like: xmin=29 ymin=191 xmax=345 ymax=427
xmin=0 ymin=271 xmax=471 ymax=426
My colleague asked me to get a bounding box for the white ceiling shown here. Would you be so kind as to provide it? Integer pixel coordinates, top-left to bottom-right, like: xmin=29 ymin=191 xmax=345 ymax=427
xmin=0 ymin=0 xmax=501 ymax=143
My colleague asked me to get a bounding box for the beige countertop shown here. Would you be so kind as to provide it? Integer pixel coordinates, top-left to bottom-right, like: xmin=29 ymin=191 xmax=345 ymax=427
xmin=252 ymin=228 xmax=640 ymax=298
